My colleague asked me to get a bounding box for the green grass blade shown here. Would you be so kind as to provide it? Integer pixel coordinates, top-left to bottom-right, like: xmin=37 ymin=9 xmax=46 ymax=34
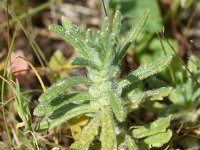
xmin=0 ymin=1 xmax=51 ymax=29
xmin=0 ymin=21 xmax=18 ymax=146
xmin=0 ymin=1 xmax=50 ymax=79
xmin=16 ymin=130 xmax=36 ymax=150
xmin=13 ymin=80 xmax=32 ymax=128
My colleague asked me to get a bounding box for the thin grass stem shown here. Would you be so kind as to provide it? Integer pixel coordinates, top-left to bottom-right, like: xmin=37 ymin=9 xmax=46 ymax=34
xmin=1 ymin=19 xmax=18 ymax=148
xmin=0 ymin=1 xmax=51 ymax=29
xmin=157 ymin=32 xmax=176 ymax=85
xmin=160 ymin=33 xmax=200 ymax=88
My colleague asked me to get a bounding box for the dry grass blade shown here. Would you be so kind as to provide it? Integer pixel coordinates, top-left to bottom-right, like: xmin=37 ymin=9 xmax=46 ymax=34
xmin=12 ymin=56 xmax=46 ymax=92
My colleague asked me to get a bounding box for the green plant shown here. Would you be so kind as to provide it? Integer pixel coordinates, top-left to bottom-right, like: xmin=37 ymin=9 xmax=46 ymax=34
xmin=0 ymin=77 xmax=38 ymax=150
xmin=160 ymin=55 xmax=200 ymax=121
xmin=159 ymin=55 xmax=200 ymax=149
xmin=12 ymin=80 xmax=38 ymax=150
xmin=34 ymin=10 xmax=173 ymax=149
xmin=109 ymin=0 xmax=182 ymax=84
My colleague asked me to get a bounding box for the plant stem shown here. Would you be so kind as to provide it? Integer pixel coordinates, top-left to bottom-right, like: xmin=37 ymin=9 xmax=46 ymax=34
xmin=157 ymin=32 xmax=176 ymax=85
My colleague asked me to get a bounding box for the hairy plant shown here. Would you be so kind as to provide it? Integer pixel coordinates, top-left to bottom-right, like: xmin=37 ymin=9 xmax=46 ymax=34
xmin=34 ymin=10 xmax=173 ymax=149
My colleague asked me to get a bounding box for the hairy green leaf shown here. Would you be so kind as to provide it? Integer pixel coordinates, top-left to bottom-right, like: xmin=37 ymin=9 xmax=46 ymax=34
xmin=101 ymin=17 xmax=109 ymax=38
xmin=79 ymin=115 xmax=100 ymax=145
xmin=118 ymin=56 xmax=172 ymax=88
xmin=101 ymin=17 xmax=111 ymax=64
xmin=121 ymin=81 xmax=142 ymax=99
xmin=35 ymin=104 xmax=96 ymax=132
xmin=107 ymin=91 xmax=126 ymax=122
xmin=144 ymin=129 xmax=172 ymax=148
xmin=118 ymin=135 xmax=139 ymax=150
xmin=34 ymin=92 xmax=94 ymax=116
xmin=114 ymin=10 xmax=149 ymax=64
xmin=61 ymin=16 xmax=72 ymax=29
xmin=49 ymin=24 xmax=88 ymax=56
xmin=100 ymin=106 xmax=116 ymax=150
xmin=94 ymin=31 xmax=105 ymax=61
xmin=71 ymin=24 xmax=86 ymax=42
xmin=131 ymin=116 xmax=171 ymax=138
xmin=132 ymin=56 xmax=172 ymax=80
xmin=145 ymin=87 xmax=172 ymax=101
xmin=127 ymin=93 xmax=145 ymax=112
xmin=112 ymin=10 xmax=122 ymax=36
xmin=38 ymin=77 xmax=92 ymax=103
xmin=85 ymin=29 xmax=94 ymax=47
xmin=71 ymin=141 xmax=89 ymax=150
xmin=61 ymin=16 xmax=86 ymax=43
xmin=71 ymin=57 xmax=99 ymax=70
xmin=125 ymin=135 xmax=139 ymax=150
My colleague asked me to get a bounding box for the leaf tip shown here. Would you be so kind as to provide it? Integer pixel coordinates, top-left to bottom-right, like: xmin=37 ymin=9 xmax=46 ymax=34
xmin=61 ymin=16 xmax=72 ymax=28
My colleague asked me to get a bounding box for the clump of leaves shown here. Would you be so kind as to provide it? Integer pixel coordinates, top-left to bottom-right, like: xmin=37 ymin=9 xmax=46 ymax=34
xmin=34 ymin=10 xmax=173 ymax=149
xmin=160 ymin=55 xmax=200 ymax=122
xmin=158 ymin=55 xmax=200 ymax=149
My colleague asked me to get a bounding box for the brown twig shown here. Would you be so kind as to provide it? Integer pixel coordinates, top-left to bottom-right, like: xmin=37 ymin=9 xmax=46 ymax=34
xmin=101 ymin=0 xmax=108 ymax=16
xmin=160 ymin=33 xmax=200 ymax=88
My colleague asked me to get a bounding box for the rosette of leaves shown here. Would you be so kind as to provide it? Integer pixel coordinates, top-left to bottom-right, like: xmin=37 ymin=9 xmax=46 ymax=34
xmin=34 ymin=10 xmax=173 ymax=149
